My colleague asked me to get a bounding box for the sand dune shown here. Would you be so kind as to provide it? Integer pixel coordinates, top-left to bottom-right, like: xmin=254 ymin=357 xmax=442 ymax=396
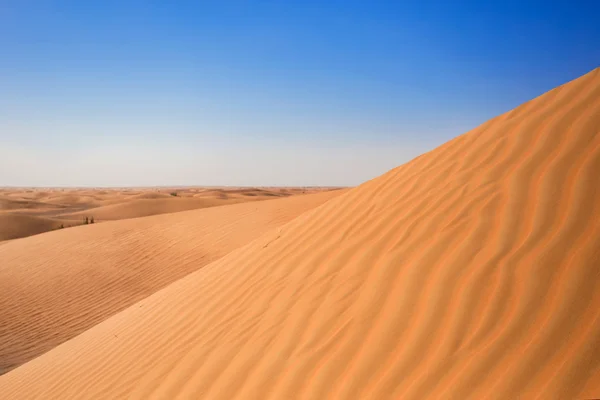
xmin=42 ymin=194 xmax=101 ymax=205
xmin=130 ymin=192 xmax=174 ymax=200
xmin=1 ymin=68 xmax=600 ymax=399
xmin=0 ymin=190 xmax=343 ymax=375
xmin=0 ymin=197 xmax=65 ymax=211
xmin=0 ymin=188 xmax=331 ymax=240
xmin=0 ymin=214 xmax=65 ymax=241
xmin=62 ymin=197 xmax=240 ymax=220
xmin=62 ymin=194 xmax=301 ymax=221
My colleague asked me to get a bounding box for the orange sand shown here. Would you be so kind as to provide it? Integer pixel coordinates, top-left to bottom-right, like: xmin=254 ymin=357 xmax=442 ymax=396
xmin=0 ymin=68 xmax=599 ymax=399
xmin=0 ymin=187 xmax=333 ymax=241
xmin=0 ymin=214 xmax=65 ymax=241
xmin=0 ymin=190 xmax=342 ymax=375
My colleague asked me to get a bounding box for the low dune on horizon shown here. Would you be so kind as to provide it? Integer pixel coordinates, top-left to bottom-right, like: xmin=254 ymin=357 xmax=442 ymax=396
xmin=0 ymin=187 xmax=337 ymax=242
xmin=1 ymin=67 xmax=600 ymax=399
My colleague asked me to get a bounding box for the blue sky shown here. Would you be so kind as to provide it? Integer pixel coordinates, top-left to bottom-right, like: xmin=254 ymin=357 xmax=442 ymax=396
xmin=1 ymin=1 xmax=598 ymax=186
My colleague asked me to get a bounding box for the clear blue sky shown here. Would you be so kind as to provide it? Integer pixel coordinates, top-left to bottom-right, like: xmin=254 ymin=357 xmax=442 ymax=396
xmin=1 ymin=1 xmax=598 ymax=186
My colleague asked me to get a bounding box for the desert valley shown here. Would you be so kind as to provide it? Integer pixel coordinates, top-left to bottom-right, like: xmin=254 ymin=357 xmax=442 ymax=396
xmin=0 ymin=68 xmax=599 ymax=399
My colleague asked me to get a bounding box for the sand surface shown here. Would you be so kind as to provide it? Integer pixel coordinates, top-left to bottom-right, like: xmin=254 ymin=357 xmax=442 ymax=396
xmin=0 ymin=214 xmax=65 ymax=242
xmin=1 ymin=68 xmax=600 ymax=399
xmin=0 ymin=187 xmax=331 ymax=241
xmin=0 ymin=190 xmax=343 ymax=375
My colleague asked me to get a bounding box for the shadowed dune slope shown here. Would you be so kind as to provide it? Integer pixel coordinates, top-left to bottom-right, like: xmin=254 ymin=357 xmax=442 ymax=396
xmin=2 ymin=68 xmax=600 ymax=399
xmin=0 ymin=214 xmax=64 ymax=241
xmin=0 ymin=197 xmax=63 ymax=211
xmin=0 ymin=190 xmax=343 ymax=375
xmin=130 ymin=192 xmax=174 ymax=200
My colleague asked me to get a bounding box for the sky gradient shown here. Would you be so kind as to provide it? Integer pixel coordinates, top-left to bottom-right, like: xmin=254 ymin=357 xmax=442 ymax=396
xmin=1 ymin=1 xmax=599 ymax=186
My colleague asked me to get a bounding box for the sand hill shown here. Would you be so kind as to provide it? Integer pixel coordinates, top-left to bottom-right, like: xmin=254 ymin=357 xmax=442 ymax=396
xmin=0 ymin=214 xmax=65 ymax=242
xmin=1 ymin=68 xmax=599 ymax=399
xmin=61 ymin=189 xmax=302 ymax=221
xmin=0 ymin=188 xmax=328 ymax=241
xmin=62 ymin=197 xmax=249 ymax=221
xmin=0 ymin=190 xmax=343 ymax=375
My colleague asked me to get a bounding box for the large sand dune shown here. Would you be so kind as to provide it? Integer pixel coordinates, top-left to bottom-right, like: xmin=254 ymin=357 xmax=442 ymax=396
xmin=1 ymin=68 xmax=600 ymax=399
xmin=0 ymin=190 xmax=343 ymax=375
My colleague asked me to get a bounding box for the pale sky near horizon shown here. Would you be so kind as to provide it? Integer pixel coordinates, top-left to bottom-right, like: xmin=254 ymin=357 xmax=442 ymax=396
xmin=1 ymin=1 xmax=598 ymax=187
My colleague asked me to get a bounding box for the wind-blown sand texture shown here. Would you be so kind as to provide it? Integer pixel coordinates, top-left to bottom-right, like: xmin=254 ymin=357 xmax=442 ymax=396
xmin=0 ymin=189 xmax=343 ymax=375
xmin=1 ymin=68 xmax=600 ymax=399
xmin=0 ymin=187 xmax=332 ymax=241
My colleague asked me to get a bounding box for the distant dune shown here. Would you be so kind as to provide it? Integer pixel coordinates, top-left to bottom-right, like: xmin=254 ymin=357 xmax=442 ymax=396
xmin=63 ymin=191 xmax=299 ymax=221
xmin=130 ymin=192 xmax=174 ymax=200
xmin=0 ymin=189 xmax=343 ymax=375
xmin=63 ymin=197 xmax=246 ymax=220
xmin=0 ymin=196 xmax=65 ymax=211
xmin=0 ymin=187 xmax=331 ymax=241
xmin=0 ymin=214 xmax=65 ymax=241
xmin=1 ymin=68 xmax=599 ymax=399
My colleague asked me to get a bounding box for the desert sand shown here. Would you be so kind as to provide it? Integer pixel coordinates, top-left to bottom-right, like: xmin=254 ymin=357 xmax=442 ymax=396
xmin=0 ymin=68 xmax=599 ymax=399
xmin=0 ymin=214 xmax=65 ymax=242
xmin=0 ymin=187 xmax=330 ymax=241
xmin=0 ymin=189 xmax=343 ymax=375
